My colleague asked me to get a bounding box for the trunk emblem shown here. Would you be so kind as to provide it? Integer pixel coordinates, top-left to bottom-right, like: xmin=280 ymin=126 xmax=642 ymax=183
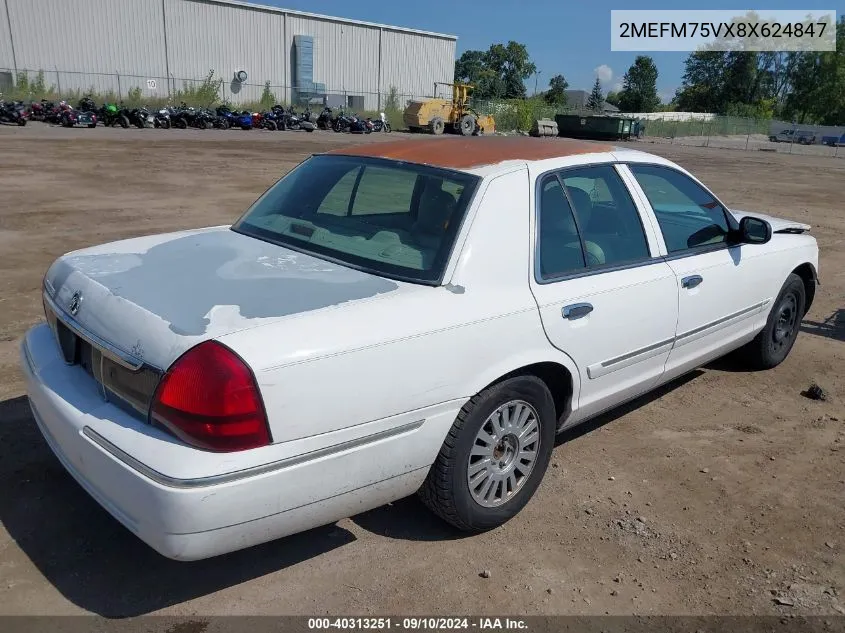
xmin=68 ymin=292 xmax=82 ymax=316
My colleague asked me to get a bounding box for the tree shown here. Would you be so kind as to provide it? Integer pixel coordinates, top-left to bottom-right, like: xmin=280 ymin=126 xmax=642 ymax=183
xmin=673 ymin=51 xmax=726 ymax=112
xmin=618 ymin=55 xmax=660 ymax=112
xmin=605 ymin=90 xmax=620 ymax=107
xmin=453 ymin=41 xmax=536 ymax=99
xmin=586 ymin=77 xmax=604 ymax=111
xmin=544 ymin=74 xmax=569 ymax=106
xmin=783 ymin=16 xmax=845 ymax=124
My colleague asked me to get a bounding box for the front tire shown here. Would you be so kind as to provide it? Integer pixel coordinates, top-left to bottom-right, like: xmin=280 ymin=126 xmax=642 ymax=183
xmin=739 ymin=273 xmax=805 ymax=369
xmin=419 ymin=375 xmax=556 ymax=532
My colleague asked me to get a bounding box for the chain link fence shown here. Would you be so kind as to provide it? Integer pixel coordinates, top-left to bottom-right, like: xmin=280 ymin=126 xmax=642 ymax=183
xmin=2 ymin=67 xmax=843 ymax=157
xmin=633 ymin=115 xmax=844 ymax=158
xmin=0 ymin=67 xmax=428 ymax=121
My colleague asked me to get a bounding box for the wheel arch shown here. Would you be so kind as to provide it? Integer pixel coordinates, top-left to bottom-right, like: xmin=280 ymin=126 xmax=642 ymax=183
xmin=791 ymin=262 xmax=818 ymax=315
xmin=466 ymin=354 xmax=579 ymax=429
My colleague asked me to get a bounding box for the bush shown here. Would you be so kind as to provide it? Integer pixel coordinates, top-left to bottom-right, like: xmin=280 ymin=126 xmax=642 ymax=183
xmin=172 ymin=70 xmax=222 ymax=106
xmin=259 ymin=81 xmax=277 ymax=109
xmin=384 ymin=86 xmax=400 ymax=112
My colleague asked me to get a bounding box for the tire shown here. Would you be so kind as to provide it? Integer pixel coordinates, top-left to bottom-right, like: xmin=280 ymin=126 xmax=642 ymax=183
xmin=305 ymin=127 xmax=313 ymax=132
xmin=265 ymin=121 xmax=277 ymax=131
xmin=459 ymin=114 xmax=476 ymax=136
xmin=384 ymin=123 xmax=391 ymax=133
xmin=88 ymin=121 xmax=96 ymax=128
xmin=119 ymin=115 xmax=130 ymax=129
xmin=738 ymin=273 xmax=806 ymax=370
xmin=430 ymin=116 xmax=445 ymax=135
xmin=17 ymin=118 xmax=27 ymax=126
xmin=419 ymin=375 xmax=556 ymax=532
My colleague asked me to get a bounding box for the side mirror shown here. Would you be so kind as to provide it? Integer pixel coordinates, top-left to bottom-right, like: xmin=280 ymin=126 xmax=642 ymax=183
xmin=738 ymin=216 xmax=772 ymax=245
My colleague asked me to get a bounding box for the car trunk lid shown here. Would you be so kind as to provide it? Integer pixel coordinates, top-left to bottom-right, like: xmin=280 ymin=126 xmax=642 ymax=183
xmin=42 ymin=226 xmax=404 ymax=417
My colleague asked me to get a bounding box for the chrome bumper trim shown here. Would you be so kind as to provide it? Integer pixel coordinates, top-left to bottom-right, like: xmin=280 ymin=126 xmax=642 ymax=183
xmin=82 ymin=418 xmax=426 ymax=489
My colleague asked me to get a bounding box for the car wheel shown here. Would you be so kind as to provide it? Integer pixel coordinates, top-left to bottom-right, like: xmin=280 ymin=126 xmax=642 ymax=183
xmin=419 ymin=375 xmax=556 ymax=531
xmin=739 ymin=273 xmax=806 ymax=370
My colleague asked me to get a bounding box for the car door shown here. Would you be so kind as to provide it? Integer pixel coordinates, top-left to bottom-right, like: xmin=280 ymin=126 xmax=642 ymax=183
xmin=528 ymin=164 xmax=679 ymax=425
xmin=625 ymin=163 xmax=771 ymax=380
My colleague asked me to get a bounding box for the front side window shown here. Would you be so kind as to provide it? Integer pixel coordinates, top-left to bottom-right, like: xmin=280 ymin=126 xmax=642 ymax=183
xmin=233 ymin=155 xmax=479 ymax=283
xmin=629 ymin=164 xmax=731 ymax=253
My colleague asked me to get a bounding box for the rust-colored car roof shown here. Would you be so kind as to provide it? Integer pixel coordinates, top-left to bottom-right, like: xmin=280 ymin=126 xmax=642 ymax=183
xmin=325 ymin=136 xmax=609 ymax=170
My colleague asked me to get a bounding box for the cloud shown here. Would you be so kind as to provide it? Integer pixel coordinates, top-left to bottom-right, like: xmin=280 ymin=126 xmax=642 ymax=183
xmin=594 ymin=64 xmax=613 ymax=83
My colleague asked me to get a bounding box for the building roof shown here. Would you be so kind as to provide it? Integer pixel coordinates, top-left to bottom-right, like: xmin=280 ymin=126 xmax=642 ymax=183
xmin=193 ymin=0 xmax=457 ymax=40
xmin=326 ymin=136 xmax=609 ymax=171
xmin=564 ymin=90 xmax=619 ymax=113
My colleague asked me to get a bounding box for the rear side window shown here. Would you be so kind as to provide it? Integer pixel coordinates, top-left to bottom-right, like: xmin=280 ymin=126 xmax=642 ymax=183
xmin=629 ymin=164 xmax=730 ymax=253
xmin=536 ymin=165 xmax=651 ymax=280
xmin=537 ymin=175 xmax=586 ymax=278
xmin=559 ymin=165 xmax=650 ymax=267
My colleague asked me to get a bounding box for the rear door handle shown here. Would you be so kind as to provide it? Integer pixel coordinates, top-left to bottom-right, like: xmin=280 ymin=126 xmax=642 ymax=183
xmin=681 ymin=275 xmax=703 ymax=289
xmin=562 ymin=303 xmax=593 ymax=320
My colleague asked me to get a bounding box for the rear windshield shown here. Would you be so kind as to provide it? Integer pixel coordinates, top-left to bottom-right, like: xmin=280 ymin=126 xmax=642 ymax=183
xmin=232 ymin=155 xmax=481 ymax=284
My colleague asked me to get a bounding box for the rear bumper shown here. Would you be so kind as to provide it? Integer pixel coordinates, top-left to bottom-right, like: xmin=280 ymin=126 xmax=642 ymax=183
xmin=21 ymin=323 xmax=459 ymax=560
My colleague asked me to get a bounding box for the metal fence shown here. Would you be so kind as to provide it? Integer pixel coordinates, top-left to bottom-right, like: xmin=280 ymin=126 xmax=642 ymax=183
xmin=633 ymin=115 xmax=845 ymax=159
xmin=2 ymin=66 xmax=843 ymax=158
xmin=0 ymin=67 xmax=430 ymax=114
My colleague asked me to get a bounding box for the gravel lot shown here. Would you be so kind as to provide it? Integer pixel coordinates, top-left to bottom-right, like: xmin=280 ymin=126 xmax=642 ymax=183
xmin=0 ymin=125 xmax=842 ymax=618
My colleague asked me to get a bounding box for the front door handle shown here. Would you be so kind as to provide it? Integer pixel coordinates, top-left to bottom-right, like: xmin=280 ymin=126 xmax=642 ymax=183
xmin=562 ymin=303 xmax=593 ymax=320
xmin=682 ymin=275 xmax=703 ymax=289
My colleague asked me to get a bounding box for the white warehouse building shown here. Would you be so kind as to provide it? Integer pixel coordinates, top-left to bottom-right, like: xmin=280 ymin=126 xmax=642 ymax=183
xmin=0 ymin=0 xmax=457 ymax=110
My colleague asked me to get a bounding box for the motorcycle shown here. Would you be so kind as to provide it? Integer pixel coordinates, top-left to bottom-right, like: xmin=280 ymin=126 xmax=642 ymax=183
xmin=215 ymin=105 xmax=238 ymax=129
xmin=0 ymin=99 xmax=29 ymax=126
xmin=123 ymin=106 xmax=154 ymax=128
xmin=59 ymin=103 xmax=97 ymax=128
xmin=372 ymin=112 xmax=392 ymax=133
xmin=316 ymin=106 xmax=334 ymax=130
xmin=283 ymin=106 xmax=316 ymax=132
xmin=45 ymin=101 xmax=72 ymax=125
xmin=77 ymin=95 xmax=97 ymax=113
xmin=171 ymin=104 xmax=213 ymax=129
xmin=99 ymin=102 xmax=128 ymax=128
xmin=27 ymin=100 xmax=54 ymax=122
xmin=153 ymin=107 xmax=172 ymax=129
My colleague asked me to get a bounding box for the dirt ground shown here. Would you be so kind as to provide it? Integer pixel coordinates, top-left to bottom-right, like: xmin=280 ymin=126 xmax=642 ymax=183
xmin=0 ymin=125 xmax=842 ymax=619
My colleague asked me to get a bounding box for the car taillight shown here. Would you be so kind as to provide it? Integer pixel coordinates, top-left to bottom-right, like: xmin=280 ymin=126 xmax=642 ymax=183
xmin=150 ymin=341 xmax=271 ymax=452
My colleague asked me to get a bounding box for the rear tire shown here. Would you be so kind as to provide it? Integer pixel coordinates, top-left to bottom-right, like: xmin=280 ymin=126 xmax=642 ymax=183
xmin=119 ymin=115 xmax=130 ymax=129
xmin=459 ymin=114 xmax=476 ymax=136
xmin=738 ymin=273 xmax=805 ymax=370
xmin=419 ymin=375 xmax=556 ymax=532
xmin=430 ymin=116 xmax=445 ymax=135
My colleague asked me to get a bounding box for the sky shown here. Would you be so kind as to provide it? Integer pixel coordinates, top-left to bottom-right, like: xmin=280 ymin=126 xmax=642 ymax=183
xmin=256 ymin=0 xmax=842 ymax=102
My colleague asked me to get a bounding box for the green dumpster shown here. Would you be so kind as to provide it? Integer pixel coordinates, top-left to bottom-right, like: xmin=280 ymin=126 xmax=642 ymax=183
xmin=555 ymin=114 xmax=635 ymax=141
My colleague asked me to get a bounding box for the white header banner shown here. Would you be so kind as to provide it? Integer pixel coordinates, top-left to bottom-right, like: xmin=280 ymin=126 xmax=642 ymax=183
xmin=611 ymin=10 xmax=837 ymax=52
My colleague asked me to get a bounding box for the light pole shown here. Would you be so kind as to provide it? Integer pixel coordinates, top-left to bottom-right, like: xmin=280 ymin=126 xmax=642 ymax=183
xmin=534 ymin=70 xmax=542 ymax=96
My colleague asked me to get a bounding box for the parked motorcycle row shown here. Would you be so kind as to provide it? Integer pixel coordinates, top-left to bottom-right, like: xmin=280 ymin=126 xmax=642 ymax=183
xmin=1 ymin=95 xmax=393 ymax=134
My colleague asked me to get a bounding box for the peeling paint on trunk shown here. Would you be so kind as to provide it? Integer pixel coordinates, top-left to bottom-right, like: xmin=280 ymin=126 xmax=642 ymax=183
xmin=44 ymin=227 xmax=400 ymax=369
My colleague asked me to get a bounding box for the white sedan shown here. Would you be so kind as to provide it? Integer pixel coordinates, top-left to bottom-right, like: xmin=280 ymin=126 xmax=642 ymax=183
xmin=21 ymin=137 xmax=819 ymax=560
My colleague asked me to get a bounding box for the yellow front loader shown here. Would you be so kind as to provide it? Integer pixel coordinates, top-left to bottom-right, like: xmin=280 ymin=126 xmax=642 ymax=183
xmin=403 ymin=83 xmax=495 ymax=136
